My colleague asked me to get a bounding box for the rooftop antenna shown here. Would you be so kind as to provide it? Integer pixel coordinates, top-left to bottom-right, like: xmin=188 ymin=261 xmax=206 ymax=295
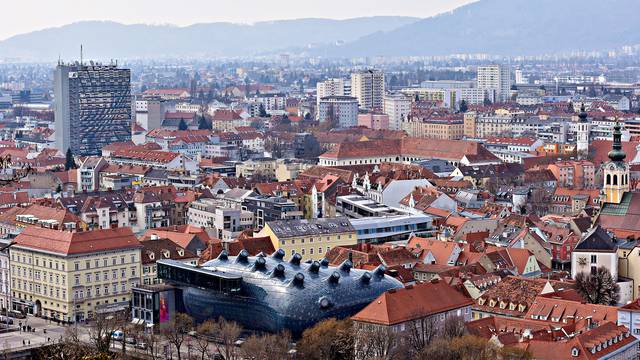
xmin=80 ymin=44 xmax=83 ymax=66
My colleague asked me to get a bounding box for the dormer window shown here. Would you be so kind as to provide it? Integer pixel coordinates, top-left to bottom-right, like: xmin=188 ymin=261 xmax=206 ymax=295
xmin=478 ymin=298 xmax=485 ymax=306
xmin=571 ymin=348 xmax=579 ymax=357
xmin=489 ymin=299 xmax=496 ymax=307
xmin=163 ymin=250 xmax=170 ymax=258
xmin=178 ymin=249 xmax=184 ymax=256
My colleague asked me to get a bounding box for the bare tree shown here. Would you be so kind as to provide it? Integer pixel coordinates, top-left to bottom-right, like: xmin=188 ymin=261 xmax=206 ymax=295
xmin=162 ymin=313 xmax=194 ymax=360
xmin=575 ymin=266 xmax=620 ymax=305
xmin=88 ymin=312 xmax=118 ymax=355
xmin=142 ymin=329 xmax=163 ymax=360
xmin=353 ymin=323 xmax=401 ymax=360
xmin=212 ymin=317 xmax=243 ymax=360
xmin=404 ymin=315 xmax=439 ymax=355
xmin=442 ymin=315 xmax=467 ymax=339
xmin=241 ymin=331 xmax=291 ymax=360
xmin=194 ymin=320 xmax=215 ymax=360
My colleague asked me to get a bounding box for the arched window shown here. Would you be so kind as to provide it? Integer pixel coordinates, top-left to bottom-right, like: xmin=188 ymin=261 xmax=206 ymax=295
xmin=606 ymin=174 xmax=611 ymax=185
xmin=613 ymin=175 xmax=618 ymax=186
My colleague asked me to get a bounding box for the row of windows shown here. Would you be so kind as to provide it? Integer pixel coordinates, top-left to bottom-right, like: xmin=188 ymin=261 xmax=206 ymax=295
xmin=14 ymin=280 xmax=66 ymax=300
xmin=74 ymin=267 xmax=137 ymax=285
xmin=74 ymin=254 xmax=136 ymax=271
xmin=289 ymin=247 xmax=329 ymax=256
xmin=74 ymin=282 xmax=130 ymax=299
xmin=12 ymin=266 xmax=67 ymax=285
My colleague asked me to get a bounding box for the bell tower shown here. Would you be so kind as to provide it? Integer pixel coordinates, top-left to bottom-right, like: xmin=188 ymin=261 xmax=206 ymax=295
xmin=576 ymin=104 xmax=590 ymax=159
xmin=602 ymin=121 xmax=629 ymax=204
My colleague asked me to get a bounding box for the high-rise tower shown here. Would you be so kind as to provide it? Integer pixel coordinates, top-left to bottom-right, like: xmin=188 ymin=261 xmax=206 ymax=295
xmin=55 ymin=62 xmax=132 ymax=156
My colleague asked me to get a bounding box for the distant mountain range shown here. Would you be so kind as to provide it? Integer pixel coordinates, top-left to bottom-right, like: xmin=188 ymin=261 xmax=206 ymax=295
xmin=2 ymin=0 xmax=640 ymax=62
xmin=0 ymin=17 xmax=419 ymax=61
xmin=318 ymin=0 xmax=640 ymax=57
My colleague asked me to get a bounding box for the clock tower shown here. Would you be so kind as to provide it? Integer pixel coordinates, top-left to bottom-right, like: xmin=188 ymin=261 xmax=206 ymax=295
xmin=576 ymin=104 xmax=590 ymax=159
xmin=602 ymin=121 xmax=629 ymax=204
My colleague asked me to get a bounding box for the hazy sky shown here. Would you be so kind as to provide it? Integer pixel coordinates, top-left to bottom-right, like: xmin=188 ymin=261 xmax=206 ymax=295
xmin=0 ymin=0 xmax=475 ymax=40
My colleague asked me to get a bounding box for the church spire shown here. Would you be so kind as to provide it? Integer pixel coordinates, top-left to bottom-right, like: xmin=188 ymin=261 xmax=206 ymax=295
xmin=578 ymin=103 xmax=588 ymax=122
xmin=608 ymin=121 xmax=626 ymax=162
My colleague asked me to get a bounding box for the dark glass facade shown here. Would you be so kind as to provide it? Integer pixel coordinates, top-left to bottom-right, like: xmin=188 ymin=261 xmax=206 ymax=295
xmin=157 ymin=251 xmax=402 ymax=334
xmin=55 ymin=64 xmax=132 ymax=156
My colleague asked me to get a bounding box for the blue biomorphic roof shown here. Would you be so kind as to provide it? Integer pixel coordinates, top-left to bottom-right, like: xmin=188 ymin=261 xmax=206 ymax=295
xmin=162 ymin=249 xmax=403 ymax=334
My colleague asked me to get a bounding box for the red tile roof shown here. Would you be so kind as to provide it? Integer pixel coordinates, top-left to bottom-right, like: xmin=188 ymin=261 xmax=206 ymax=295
xmin=15 ymin=227 xmax=141 ymax=255
xmin=351 ymin=281 xmax=472 ymax=326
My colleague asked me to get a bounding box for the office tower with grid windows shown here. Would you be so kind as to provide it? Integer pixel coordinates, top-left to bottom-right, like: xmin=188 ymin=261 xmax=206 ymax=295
xmin=55 ymin=62 xmax=132 ymax=156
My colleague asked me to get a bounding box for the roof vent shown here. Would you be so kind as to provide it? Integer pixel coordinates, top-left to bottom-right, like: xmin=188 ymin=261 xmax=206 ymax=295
xmin=272 ymin=263 xmax=285 ymax=278
xmin=290 ymin=253 xmax=302 ymax=266
xmin=360 ymin=272 xmax=372 ymax=284
xmin=253 ymin=256 xmax=267 ymax=271
xmin=339 ymin=260 xmax=352 ymax=272
xmin=308 ymin=261 xmax=320 ymax=273
xmin=272 ymin=249 xmax=285 ymax=260
xmin=328 ymin=271 xmax=340 ymax=284
xmin=236 ymin=249 xmax=249 ymax=263
xmin=217 ymin=250 xmax=229 ymax=261
xmin=319 ymin=296 xmax=332 ymax=309
xmin=150 ymin=234 xmax=159 ymax=240
xmin=293 ymin=272 xmax=304 ymax=287
xmin=373 ymin=265 xmax=386 ymax=277
xmin=320 ymin=258 xmax=330 ymax=267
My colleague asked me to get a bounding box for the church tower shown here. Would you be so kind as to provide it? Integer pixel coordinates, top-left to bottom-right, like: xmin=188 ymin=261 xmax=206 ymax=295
xmin=576 ymin=104 xmax=590 ymax=159
xmin=602 ymin=121 xmax=629 ymax=204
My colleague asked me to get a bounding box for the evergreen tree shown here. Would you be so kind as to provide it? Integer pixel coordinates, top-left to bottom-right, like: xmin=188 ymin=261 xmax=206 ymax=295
xmin=55 ymin=184 xmax=63 ymax=193
xmin=198 ymin=115 xmax=211 ymax=130
xmin=178 ymin=118 xmax=188 ymax=131
xmin=65 ymin=148 xmax=76 ymax=170
xmin=459 ymin=100 xmax=468 ymax=113
xmin=258 ymin=104 xmax=268 ymax=117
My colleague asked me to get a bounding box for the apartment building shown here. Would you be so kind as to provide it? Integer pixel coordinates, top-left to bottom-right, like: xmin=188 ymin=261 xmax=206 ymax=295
xmin=351 ymin=70 xmax=385 ymax=111
xmin=547 ymin=160 xmax=596 ymax=189
xmin=316 ymin=78 xmax=346 ymax=119
xmin=11 ymin=227 xmax=142 ymax=322
xmin=383 ymin=93 xmax=411 ymax=130
xmin=256 ymin=217 xmax=357 ymax=260
xmin=477 ymin=64 xmax=511 ymax=103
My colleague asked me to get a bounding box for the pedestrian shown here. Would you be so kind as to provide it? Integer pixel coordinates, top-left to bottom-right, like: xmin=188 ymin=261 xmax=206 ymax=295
xmin=22 ymin=339 xmax=25 ymax=346
xmin=28 ymin=340 xmax=30 ymax=345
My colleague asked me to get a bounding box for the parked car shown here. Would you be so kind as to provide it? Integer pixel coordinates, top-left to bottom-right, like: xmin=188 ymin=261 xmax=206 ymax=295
xmin=135 ymin=342 xmax=148 ymax=350
xmin=111 ymin=330 xmax=124 ymax=341
xmin=125 ymin=337 xmax=136 ymax=345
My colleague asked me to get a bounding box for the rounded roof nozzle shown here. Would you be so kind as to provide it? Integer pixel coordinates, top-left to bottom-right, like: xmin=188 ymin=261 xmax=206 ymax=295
xmin=236 ymin=249 xmax=249 ymax=263
xmin=328 ymin=271 xmax=340 ymax=284
xmin=253 ymin=256 xmax=266 ymax=271
xmin=308 ymin=261 xmax=320 ymax=274
xmin=373 ymin=265 xmax=386 ymax=277
xmin=272 ymin=263 xmax=285 ymax=278
xmin=360 ymin=272 xmax=372 ymax=284
xmin=293 ymin=272 xmax=305 ymax=287
xmin=217 ymin=250 xmax=228 ymax=261
xmin=320 ymin=258 xmax=329 ymax=267
xmin=319 ymin=296 xmax=332 ymax=309
xmin=272 ymin=249 xmax=285 ymax=260
xmin=290 ymin=253 xmax=302 ymax=266
xmin=339 ymin=260 xmax=352 ymax=272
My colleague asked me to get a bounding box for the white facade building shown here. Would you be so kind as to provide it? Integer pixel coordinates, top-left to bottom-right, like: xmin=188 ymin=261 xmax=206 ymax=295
xmin=477 ymin=64 xmax=511 ymax=103
xmin=351 ymin=70 xmax=385 ymax=111
xmin=383 ymin=93 xmax=411 ymax=130
xmin=318 ymin=96 xmax=359 ymax=128
xmin=316 ymin=79 xmax=345 ymax=119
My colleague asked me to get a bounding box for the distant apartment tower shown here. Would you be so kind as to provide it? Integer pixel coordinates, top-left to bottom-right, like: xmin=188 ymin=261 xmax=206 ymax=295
xmin=477 ymin=64 xmax=511 ymax=103
xmin=55 ymin=63 xmax=132 ymax=156
xmin=316 ymin=79 xmax=345 ymax=119
xmin=318 ymin=96 xmax=359 ymax=128
xmin=383 ymin=93 xmax=411 ymax=130
xmin=351 ymin=70 xmax=385 ymax=111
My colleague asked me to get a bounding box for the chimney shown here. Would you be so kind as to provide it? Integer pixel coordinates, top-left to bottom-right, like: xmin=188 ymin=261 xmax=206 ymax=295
xmin=150 ymin=234 xmax=159 ymax=241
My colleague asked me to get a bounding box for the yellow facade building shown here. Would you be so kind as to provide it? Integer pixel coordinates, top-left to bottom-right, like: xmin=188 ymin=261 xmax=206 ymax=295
xmin=256 ymin=217 xmax=357 ymax=261
xmin=11 ymin=226 xmax=142 ymax=322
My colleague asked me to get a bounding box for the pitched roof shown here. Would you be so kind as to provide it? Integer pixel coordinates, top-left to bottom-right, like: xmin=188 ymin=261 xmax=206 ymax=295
xmin=351 ymin=281 xmax=473 ymax=325
xmin=15 ymin=227 xmax=141 ymax=256
xmin=141 ymin=238 xmax=198 ymax=264
xmin=574 ymin=226 xmax=617 ymax=252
